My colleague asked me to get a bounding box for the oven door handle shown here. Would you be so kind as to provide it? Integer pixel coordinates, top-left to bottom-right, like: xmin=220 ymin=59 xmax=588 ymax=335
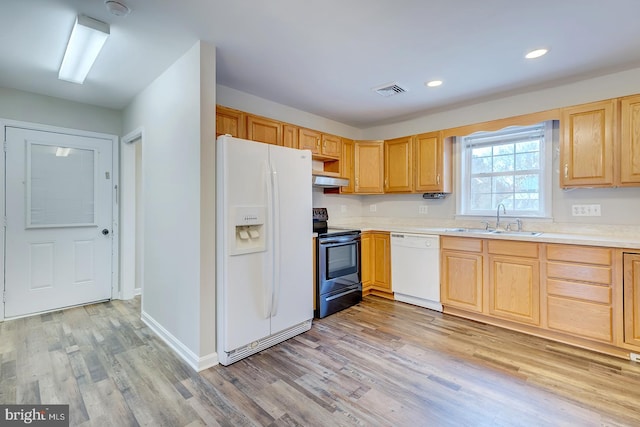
xmin=319 ymin=237 xmax=360 ymax=245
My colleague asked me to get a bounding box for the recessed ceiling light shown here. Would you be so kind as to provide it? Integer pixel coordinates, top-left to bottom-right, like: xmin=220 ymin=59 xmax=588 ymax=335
xmin=425 ymin=80 xmax=443 ymax=88
xmin=525 ymin=48 xmax=549 ymax=59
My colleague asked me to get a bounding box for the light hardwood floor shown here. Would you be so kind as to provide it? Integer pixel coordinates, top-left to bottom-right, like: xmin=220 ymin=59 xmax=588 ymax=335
xmin=1 ymin=296 xmax=640 ymax=426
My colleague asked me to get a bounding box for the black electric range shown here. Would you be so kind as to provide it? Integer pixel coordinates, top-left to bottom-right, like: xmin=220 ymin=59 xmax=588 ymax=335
xmin=312 ymin=208 xmax=362 ymax=318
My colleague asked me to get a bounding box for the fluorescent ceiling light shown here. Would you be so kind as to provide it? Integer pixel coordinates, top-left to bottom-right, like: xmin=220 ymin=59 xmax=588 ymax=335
xmin=58 ymin=15 xmax=110 ymax=84
xmin=525 ymin=48 xmax=548 ymax=59
xmin=425 ymin=80 xmax=443 ymax=87
xmin=55 ymin=147 xmax=71 ymax=157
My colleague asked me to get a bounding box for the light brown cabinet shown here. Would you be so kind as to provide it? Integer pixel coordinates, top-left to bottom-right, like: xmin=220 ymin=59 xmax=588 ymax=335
xmin=487 ymin=240 xmax=540 ymax=325
xmin=361 ymin=231 xmax=392 ymax=299
xmin=545 ymin=244 xmax=613 ymax=343
xmin=384 ymin=136 xmax=413 ymax=193
xmin=299 ymin=128 xmax=341 ymax=158
xmin=623 ymin=253 xmax=640 ymax=348
xmin=282 ymin=124 xmax=298 ymax=149
xmin=414 ymin=131 xmax=452 ymax=193
xmin=560 ymin=100 xmax=616 ymax=187
xmin=441 ymin=237 xmax=483 ymax=313
xmin=340 ymin=138 xmax=355 ymax=193
xmin=354 ymin=141 xmax=384 ymax=194
xmin=246 ymin=115 xmax=281 ymax=145
xmin=216 ymin=105 xmax=245 ymax=138
xmin=620 ymin=95 xmax=640 ymax=185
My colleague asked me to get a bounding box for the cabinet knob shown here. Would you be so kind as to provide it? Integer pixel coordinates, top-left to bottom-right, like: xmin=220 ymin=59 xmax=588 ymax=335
xmin=436 ymin=174 xmax=441 ymax=185
xmin=564 ymin=163 xmax=569 ymax=179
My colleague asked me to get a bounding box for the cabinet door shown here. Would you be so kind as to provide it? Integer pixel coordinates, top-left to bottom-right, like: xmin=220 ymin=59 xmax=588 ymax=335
xmin=216 ymin=105 xmax=245 ymax=138
xmin=384 ymin=136 xmax=413 ymax=193
xmin=354 ymin=141 xmax=384 ymax=194
xmin=321 ymin=134 xmax=341 ymax=158
xmin=361 ymin=232 xmax=372 ymax=289
xmin=560 ymin=100 xmax=615 ymax=187
xmin=340 ymin=138 xmax=355 ymax=193
xmin=415 ymin=132 xmax=442 ymax=192
xmin=441 ymin=250 xmax=483 ymax=313
xmin=246 ymin=115 xmax=281 ymax=145
xmin=371 ymin=233 xmax=391 ymax=293
xmin=620 ymin=95 xmax=640 ymax=185
xmin=283 ymin=125 xmax=299 ymax=148
xmin=299 ymin=128 xmax=321 ymax=154
xmin=624 ymin=253 xmax=640 ymax=347
xmin=488 ymin=255 xmax=540 ymax=325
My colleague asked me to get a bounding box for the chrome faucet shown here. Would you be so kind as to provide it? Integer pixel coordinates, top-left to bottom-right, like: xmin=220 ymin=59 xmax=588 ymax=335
xmin=496 ymin=203 xmax=506 ymax=230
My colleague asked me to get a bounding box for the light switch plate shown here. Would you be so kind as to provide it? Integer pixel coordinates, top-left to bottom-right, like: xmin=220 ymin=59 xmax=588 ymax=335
xmin=340 ymin=205 xmax=347 ymax=213
xmin=369 ymin=204 xmax=377 ymax=212
xmin=572 ymin=204 xmax=601 ymax=216
xmin=418 ymin=205 xmax=428 ymax=214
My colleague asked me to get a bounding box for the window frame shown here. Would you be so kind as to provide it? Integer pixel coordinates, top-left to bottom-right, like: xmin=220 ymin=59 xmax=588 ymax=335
xmin=456 ymin=121 xmax=554 ymax=219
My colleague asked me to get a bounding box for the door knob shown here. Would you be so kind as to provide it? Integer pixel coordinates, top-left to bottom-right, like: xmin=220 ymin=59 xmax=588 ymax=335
xmin=102 ymin=228 xmax=110 ymax=236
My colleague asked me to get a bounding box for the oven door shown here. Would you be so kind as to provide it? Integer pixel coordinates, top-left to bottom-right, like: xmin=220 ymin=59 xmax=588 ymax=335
xmin=317 ymin=234 xmax=361 ymax=296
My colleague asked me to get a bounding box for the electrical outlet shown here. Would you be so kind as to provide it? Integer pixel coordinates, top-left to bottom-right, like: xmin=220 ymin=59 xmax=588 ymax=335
xmin=572 ymin=204 xmax=602 ymax=216
xmin=631 ymin=352 xmax=640 ymax=363
xmin=418 ymin=205 xmax=428 ymax=214
xmin=340 ymin=205 xmax=347 ymax=213
xmin=369 ymin=204 xmax=377 ymax=213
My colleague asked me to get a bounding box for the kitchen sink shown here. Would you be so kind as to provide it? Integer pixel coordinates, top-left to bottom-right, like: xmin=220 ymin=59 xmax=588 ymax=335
xmin=490 ymin=230 xmax=543 ymax=237
xmin=445 ymin=228 xmax=494 ymax=234
xmin=445 ymin=228 xmax=543 ymax=237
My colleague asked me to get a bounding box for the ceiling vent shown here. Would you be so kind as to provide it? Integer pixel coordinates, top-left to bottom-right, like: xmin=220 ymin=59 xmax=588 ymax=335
xmin=372 ymin=82 xmax=408 ymax=97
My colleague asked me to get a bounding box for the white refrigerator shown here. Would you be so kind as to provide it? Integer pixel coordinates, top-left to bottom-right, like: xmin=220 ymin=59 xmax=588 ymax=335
xmin=216 ymin=135 xmax=313 ymax=366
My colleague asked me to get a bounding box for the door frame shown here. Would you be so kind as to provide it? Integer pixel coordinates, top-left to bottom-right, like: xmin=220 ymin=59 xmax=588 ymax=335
xmin=120 ymin=126 xmax=145 ymax=300
xmin=1 ymin=119 xmax=119 ymax=321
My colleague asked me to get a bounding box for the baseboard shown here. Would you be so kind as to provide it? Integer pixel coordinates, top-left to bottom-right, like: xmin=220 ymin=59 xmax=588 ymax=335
xmin=141 ymin=311 xmax=219 ymax=371
xmin=394 ymin=293 xmax=443 ymax=312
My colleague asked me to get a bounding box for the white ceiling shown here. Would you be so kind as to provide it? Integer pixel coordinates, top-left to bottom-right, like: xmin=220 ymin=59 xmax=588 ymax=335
xmin=3 ymin=0 xmax=640 ymax=128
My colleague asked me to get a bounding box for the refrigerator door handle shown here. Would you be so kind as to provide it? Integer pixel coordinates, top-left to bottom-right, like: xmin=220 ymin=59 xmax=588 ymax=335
xmin=271 ymin=164 xmax=281 ymax=317
xmin=263 ymin=161 xmax=274 ymax=319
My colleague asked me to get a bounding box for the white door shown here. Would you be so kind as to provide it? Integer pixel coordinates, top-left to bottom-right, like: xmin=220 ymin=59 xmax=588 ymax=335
xmin=5 ymin=127 xmax=114 ymax=318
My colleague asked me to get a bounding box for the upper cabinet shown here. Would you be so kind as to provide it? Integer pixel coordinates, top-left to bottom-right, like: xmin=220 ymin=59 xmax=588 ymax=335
xmin=384 ymin=136 xmax=413 ymax=193
xmin=282 ymin=124 xmax=299 ymax=149
xmin=354 ymin=141 xmax=384 ymax=194
xmin=340 ymin=138 xmax=355 ymax=193
xmin=298 ymin=128 xmax=341 ymax=158
xmin=246 ymin=115 xmax=281 ymax=145
xmin=216 ymin=105 xmax=245 ymax=139
xmin=560 ymin=100 xmax=616 ymax=188
xmin=414 ymin=131 xmax=452 ymax=193
xmin=620 ymin=94 xmax=640 ymax=186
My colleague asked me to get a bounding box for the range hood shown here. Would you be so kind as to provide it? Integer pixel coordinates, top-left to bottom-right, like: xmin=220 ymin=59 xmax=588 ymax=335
xmin=312 ymin=174 xmax=349 ymax=188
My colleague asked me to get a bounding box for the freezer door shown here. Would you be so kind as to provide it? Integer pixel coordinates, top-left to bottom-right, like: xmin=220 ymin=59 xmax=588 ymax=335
xmin=217 ymin=136 xmax=272 ymax=352
xmin=267 ymin=144 xmax=314 ymax=334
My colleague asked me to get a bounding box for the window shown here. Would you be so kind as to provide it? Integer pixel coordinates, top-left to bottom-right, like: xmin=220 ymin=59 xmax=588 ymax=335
xmin=458 ymin=122 xmax=553 ymax=218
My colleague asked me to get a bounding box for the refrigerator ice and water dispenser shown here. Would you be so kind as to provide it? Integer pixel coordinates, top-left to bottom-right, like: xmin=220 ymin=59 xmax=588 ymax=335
xmin=230 ymin=206 xmax=266 ymax=255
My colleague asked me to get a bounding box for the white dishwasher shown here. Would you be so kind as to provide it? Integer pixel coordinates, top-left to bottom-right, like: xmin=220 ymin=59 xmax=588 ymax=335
xmin=391 ymin=233 xmax=442 ymax=312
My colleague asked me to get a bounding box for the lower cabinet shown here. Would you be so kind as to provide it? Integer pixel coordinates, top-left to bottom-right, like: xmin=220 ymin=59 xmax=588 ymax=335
xmin=488 ymin=240 xmax=540 ymax=326
xmin=623 ymin=253 xmax=640 ymax=347
xmin=545 ymin=244 xmax=613 ymax=343
xmin=441 ymin=237 xmax=483 ymax=313
xmin=361 ymin=231 xmax=393 ymax=299
xmin=441 ymin=237 xmax=624 ymax=355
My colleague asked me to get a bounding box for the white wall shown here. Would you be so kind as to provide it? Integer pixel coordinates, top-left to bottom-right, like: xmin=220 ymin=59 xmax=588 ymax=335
xmin=122 ymin=41 xmax=217 ymax=370
xmin=0 ymin=86 xmax=121 ymax=135
xmin=314 ymin=66 xmax=640 ymax=227
xmin=217 ymin=85 xmax=362 ymax=140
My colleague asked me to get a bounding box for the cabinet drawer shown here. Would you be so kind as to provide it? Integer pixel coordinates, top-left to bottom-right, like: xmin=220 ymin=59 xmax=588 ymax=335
xmin=547 ymin=279 xmax=611 ymax=304
xmin=547 ymin=296 xmax=612 ymax=342
xmin=488 ymin=240 xmax=538 ymax=258
xmin=547 ymin=262 xmax=611 ymax=285
xmin=441 ymin=237 xmax=483 ymax=252
xmin=546 ymin=244 xmax=612 ymax=265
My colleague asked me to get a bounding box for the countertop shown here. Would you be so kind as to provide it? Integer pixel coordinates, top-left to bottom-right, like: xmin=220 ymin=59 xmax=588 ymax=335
xmin=328 ymin=218 xmax=640 ymax=250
